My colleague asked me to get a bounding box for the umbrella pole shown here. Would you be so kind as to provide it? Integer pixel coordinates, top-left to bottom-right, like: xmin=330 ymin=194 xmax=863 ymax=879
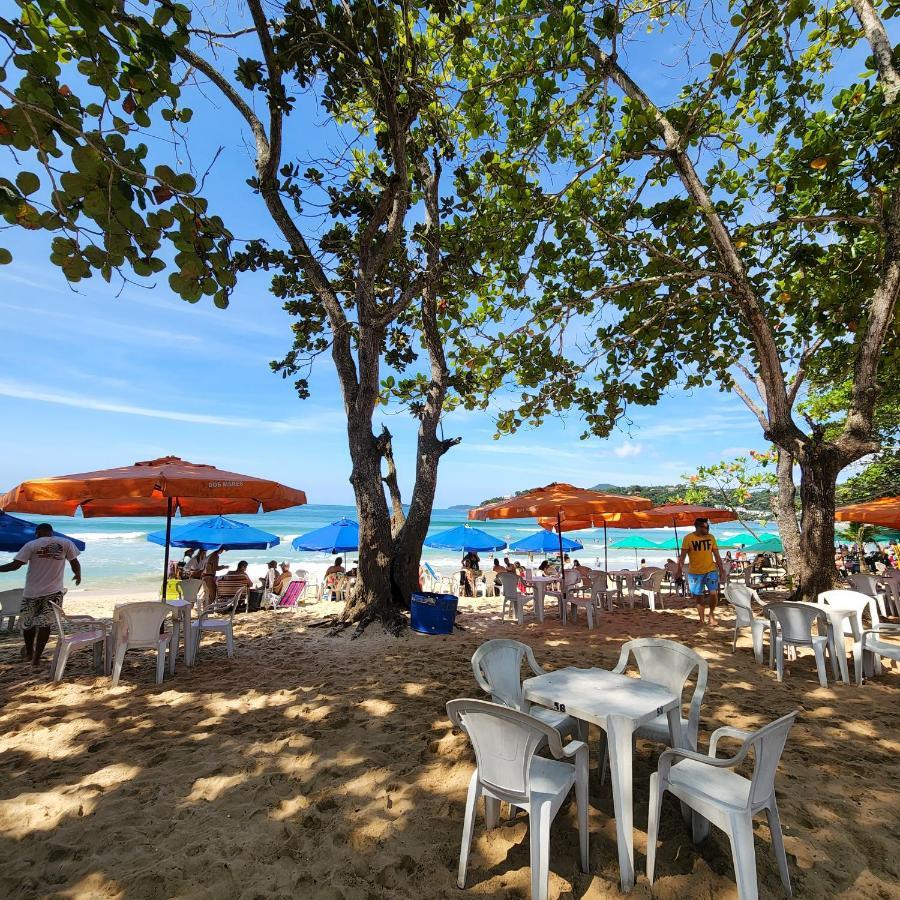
xmin=557 ymin=511 xmax=566 ymax=601
xmin=161 ymin=497 xmax=173 ymax=600
xmin=603 ymin=519 xmax=608 ymax=572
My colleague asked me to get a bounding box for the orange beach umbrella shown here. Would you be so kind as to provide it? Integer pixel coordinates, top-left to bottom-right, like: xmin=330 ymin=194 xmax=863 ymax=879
xmin=835 ymin=496 xmax=900 ymax=529
xmin=470 ymin=482 xmax=651 ymax=574
xmin=0 ymin=456 xmax=307 ymax=592
xmin=603 ymin=502 xmax=737 ymax=550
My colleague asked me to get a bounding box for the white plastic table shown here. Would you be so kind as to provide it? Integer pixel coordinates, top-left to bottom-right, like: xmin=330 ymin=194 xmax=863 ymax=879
xmin=606 ymin=570 xmax=640 ymax=605
xmin=524 ymin=666 xmax=685 ymax=891
xmin=166 ymin=599 xmax=194 ymax=668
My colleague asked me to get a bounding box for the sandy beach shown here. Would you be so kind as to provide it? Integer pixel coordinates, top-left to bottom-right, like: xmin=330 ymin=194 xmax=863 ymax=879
xmin=0 ymin=589 xmax=898 ymax=899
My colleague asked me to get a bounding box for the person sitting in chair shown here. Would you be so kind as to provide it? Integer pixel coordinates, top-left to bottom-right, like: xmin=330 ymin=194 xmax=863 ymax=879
xmin=325 ymin=557 xmax=345 ymax=578
xmin=216 ymin=560 xmax=253 ymax=610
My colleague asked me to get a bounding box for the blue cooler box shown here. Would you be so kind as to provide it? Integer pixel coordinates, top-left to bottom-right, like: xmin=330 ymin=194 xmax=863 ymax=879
xmin=410 ymin=592 xmax=458 ymax=635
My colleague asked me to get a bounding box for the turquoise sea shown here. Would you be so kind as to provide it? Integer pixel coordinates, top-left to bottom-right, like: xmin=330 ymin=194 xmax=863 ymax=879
xmin=0 ymin=504 xmax=761 ymax=590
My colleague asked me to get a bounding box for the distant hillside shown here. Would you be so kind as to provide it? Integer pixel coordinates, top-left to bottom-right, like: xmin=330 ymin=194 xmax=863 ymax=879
xmin=448 ymin=504 xmax=473 ymax=511
xmin=590 ymin=482 xmax=772 ymax=517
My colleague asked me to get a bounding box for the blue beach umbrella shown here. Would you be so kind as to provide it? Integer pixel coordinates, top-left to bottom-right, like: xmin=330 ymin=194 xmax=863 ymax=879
xmin=148 ymin=515 xmax=280 ymax=551
xmin=509 ymin=530 xmax=583 ymax=553
xmin=424 ymin=524 xmax=507 ymax=553
xmin=0 ymin=511 xmax=86 ymax=552
xmin=292 ymin=517 xmax=359 ymax=553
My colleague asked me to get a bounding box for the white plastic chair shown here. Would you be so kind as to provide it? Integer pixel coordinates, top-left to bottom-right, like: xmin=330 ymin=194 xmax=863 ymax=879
xmin=0 ymin=587 xmax=23 ymax=631
xmin=725 ymin=584 xmax=770 ymax=664
xmin=763 ymin=602 xmax=831 ymax=688
xmin=585 ymin=571 xmax=613 ymax=612
xmin=636 ymin=569 xmax=667 ymax=611
xmin=544 ymin=570 xmax=581 ymax=622
xmin=47 ymin=601 xmax=107 ymax=682
xmin=847 ymin=573 xmax=894 ymax=617
xmin=853 ymin=623 xmax=900 ymax=684
xmin=647 ymin=710 xmax=797 ymax=900
xmin=599 ymin=638 xmax=708 ymax=782
xmin=177 ymin=578 xmax=203 ymax=608
xmin=447 ymin=698 xmax=589 ymax=900
xmin=566 ymin=586 xmax=597 ymax=628
xmin=471 ymin=639 xmax=579 ymax=740
xmin=192 ymin=589 xmax=240 ymax=659
xmin=498 ymin=572 xmax=530 ymax=624
xmin=110 ymin=602 xmax=174 ymax=687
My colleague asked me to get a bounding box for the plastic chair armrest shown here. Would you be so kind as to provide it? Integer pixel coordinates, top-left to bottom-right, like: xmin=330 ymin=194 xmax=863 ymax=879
xmin=524 ymin=644 xmax=547 ymax=676
xmin=610 ymin=644 xmax=630 ymax=675
xmin=660 ymin=742 xmax=750 ymax=772
xmin=708 ymin=725 xmax=754 ymax=758
xmin=863 ymin=624 xmax=900 ymax=636
xmin=559 ymin=739 xmax=588 ymax=760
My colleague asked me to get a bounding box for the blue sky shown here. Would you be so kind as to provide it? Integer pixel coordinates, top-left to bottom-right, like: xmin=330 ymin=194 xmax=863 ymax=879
xmin=0 ymin=10 xmax=779 ymax=508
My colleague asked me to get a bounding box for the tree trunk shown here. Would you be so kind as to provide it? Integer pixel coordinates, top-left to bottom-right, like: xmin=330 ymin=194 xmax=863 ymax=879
xmin=771 ymin=448 xmax=802 ymax=576
xmin=791 ymin=447 xmax=843 ymax=601
xmin=339 ymin=420 xmax=407 ymax=634
xmin=391 ymin=434 xmax=447 ymax=604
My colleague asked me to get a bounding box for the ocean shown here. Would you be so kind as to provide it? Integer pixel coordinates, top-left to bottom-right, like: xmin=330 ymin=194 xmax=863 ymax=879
xmin=0 ymin=505 xmax=762 ymax=591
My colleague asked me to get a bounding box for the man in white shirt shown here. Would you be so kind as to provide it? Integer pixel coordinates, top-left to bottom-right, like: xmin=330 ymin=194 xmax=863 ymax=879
xmin=0 ymin=523 xmax=81 ymax=666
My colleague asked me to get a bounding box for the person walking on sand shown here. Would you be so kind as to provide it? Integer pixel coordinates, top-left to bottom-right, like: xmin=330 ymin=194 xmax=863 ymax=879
xmin=674 ymin=517 xmax=726 ymax=626
xmin=0 ymin=523 xmax=81 ymax=666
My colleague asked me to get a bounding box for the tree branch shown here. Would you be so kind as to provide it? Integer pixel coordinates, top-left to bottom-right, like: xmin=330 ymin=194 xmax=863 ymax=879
xmin=580 ymin=36 xmax=805 ymax=453
xmin=850 ymin=0 xmax=900 ymax=103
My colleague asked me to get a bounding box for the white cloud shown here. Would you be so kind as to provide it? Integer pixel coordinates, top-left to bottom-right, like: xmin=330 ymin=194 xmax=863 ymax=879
xmin=0 ymin=379 xmax=340 ymax=433
xmin=613 ymin=442 xmax=644 ymax=459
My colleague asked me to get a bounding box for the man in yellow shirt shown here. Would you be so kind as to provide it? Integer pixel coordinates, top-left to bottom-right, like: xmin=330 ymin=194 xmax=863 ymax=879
xmin=674 ymin=517 xmax=726 ymax=626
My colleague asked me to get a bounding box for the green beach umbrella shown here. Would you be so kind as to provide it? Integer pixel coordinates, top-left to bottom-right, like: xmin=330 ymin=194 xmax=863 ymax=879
xmin=744 ymin=535 xmax=784 ymax=553
xmin=717 ymin=531 xmax=761 ymax=548
xmin=608 ymin=535 xmax=661 ymax=566
xmin=653 ymin=536 xmax=682 ymax=551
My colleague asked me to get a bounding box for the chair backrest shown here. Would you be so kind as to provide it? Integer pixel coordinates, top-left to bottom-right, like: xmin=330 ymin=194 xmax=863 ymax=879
xmin=48 ymin=600 xmax=67 ymax=635
xmin=618 ymin=638 xmax=708 ymax=737
xmin=498 ymin=571 xmax=519 ymax=600
xmin=874 ymin=561 xmax=887 ymax=574
xmin=847 ymin=573 xmax=882 ymax=598
xmin=0 ymin=587 xmax=24 ymax=614
xmin=561 ymin=569 xmax=580 ymax=589
xmin=116 ymin=602 xmax=171 ymax=643
xmin=471 ymin=639 xmax=542 ymax=712
xmin=745 ymin=710 xmax=798 ymax=806
xmin=819 ymin=589 xmax=879 ymax=628
xmin=178 ymin=579 xmax=203 ymax=604
xmin=590 ymin=570 xmax=608 ymax=590
xmin=643 ymin=570 xmax=666 ymax=592
xmin=447 ymin=698 xmax=558 ymax=802
xmin=278 ymin=580 xmax=305 ymax=607
xmin=724 ymin=583 xmax=763 ymax=626
xmin=763 ymin=601 xmax=825 ymax=644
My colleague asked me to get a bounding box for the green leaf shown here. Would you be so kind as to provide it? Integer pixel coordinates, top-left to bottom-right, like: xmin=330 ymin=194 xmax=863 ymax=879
xmin=16 ymin=171 xmax=39 ymax=196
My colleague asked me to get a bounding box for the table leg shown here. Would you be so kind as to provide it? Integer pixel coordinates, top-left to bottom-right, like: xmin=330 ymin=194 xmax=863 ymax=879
xmin=605 ymin=715 xmax=635 ymax=892
xmin=535 ymin=586 xmax=544 ymax=623
xmin=183 ymin=608 xmax=193 ymax=667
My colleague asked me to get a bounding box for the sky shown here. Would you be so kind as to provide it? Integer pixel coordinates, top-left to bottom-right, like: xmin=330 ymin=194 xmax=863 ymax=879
xmin=0 ymin=8 xmax=783 ymax=508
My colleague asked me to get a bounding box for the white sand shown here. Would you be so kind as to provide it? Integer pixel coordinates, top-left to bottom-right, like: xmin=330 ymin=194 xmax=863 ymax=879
xmin=0 ymin=589 xmax=898 ymax=898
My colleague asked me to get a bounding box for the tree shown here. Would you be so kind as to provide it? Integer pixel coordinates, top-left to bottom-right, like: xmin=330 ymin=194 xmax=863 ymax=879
xmin=0 ymin=0 xmax=524 ymax=632
xmin=452 ymin=0 xmax=900 ymax=600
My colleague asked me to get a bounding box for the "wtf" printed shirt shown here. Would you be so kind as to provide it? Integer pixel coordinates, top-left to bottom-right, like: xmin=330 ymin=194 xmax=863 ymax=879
xmin=680 ymin=531 xmax=719 ymax=574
